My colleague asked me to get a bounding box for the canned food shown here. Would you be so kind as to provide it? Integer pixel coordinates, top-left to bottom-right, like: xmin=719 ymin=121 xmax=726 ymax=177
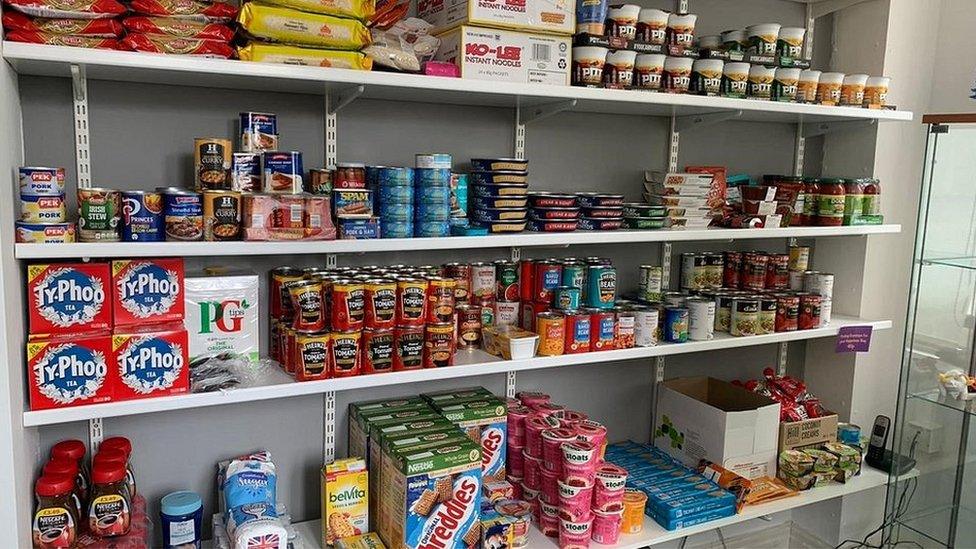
xmin=820 ymin=298 xmax=832 ymax=326
xmin=533 ymin=260 xmax=563 ymax=304
xmin=19 ymin=167 xmax=65 ymax=195
xmin=443 ymin=263 xmax=471 ymax=304
xmin=332 ymin=280 xmax=365 ymax=332
xmin=639 ymin=265 xmax=663 ymax=303
xmin=457 ymin=304 xmax=483 ymax=349
xmin=561 ymin=260 xmax=586 ymax=291
xmin=589 ymin=309 xmax=616 ymax=351
xmin=495 ymin=301 xmax=520 ymax=326
xmin=758 ymin=295 xmax=778 ymax=335
xmin=376 ymin=166 xmax=413 ymax=187
xmin=364 ymin=279 xmax=396 ymax=329
xmin=270 ymin=266 xmax=303 ymax=319
xmin=585 ymin=264 xmax=616 ymax=309
xmin=393 ymin=325 xmax=425 ymax=371
xmin=335 ymin=162 xmax=367 ymax=189
xmin=332 ymin=331 xmax=361 ymax=377
xmin=240 ymin=111 xmax=278 ymax=152
xmin=120 ymin=191 xmax=164 ymax=242
xmin=307 ymin=168 xmax=333 ymax=194
xmin=798 ymin=293 xmax=822 ymax=330
xmin=519 ymin=260 xmax=536 ymax=302
xmin=576 ymin=193 xmax=625 ymax=207
xmin=664 ymin=307 xmax=689 ymax=343
xmin=230 ymin=153 xmax=261 ymax=193
xmin=775 ymin=293 xmax=800 ymax=332
xmin=396 ymin=278 xmax=428 ymax=326
xmin=281 ymin=326 xmax=296 ymax=373
xmin=478 ymin=298 xmax=495 ymax=328
xmin=554 ymin=286 xmax=581 ymax=310
xmin=804 ymin=271 xmax=834 ymax=299
xmin=789 ymin=246 xmax=810 ymax=272
xmin=470 ymin=262 xmax=496 ymax=300
xmin=730 ymin=297 xmax=760 ymax=336
xmin=194 ymin=137 xmax=231 ymax=190
xmin=262 ymin=151 xmax=304 ymax=193
xmin=703 ymin=253 xmax=724 ymax=289
xmin=21 ymin=194 xmax=65 ymax=223
xmin=536 ymin=312 xmax=566 ymax=356
xmin=765 ymin=254 xmax=789 ymax=290
xmin=680 ymin=253 xmax=707 ymax=290
xmin=424 ymin=322 xmax=455 ymax=367
xmin=563 ymin=310 xmax=591 ymax=353
xmin=78 ymin=187 xmax=121 ymax=241
xmin=789 ymin=270 xmax=805 ymax=291
xmin=633 ymin=306 xmax=659 ymax=347
xmin=615 ymin=309 xmax=636 ymax=348
xmin=741 ymin=252 xmax=768 ymax=291
xmin=15 ymin=221 xmax=75 ymax=243
xmin=713 ymin=293 xmax=734 ymax=332
xmin=269 ymin=318 xmax=282 ymax=362
xmin=426 ymin=277 xmax=456 ymax=323
xmin=202 ymin=190 xmax=241 ymax=241
xmin=415 ymin=153 xmax=452 ymax=169
xmin=687 ymin=298 xmax=715 ymax=341
xmin=288 ymin=279 xmax=325 ymax=332
xmin=362 ymin=329 xmax=394 ymax=374
xmin=662 ymin=291 xmax=687 ymax=308
xmin=723 ymin=251 xmax=742 ymax=288
xmin=494 ymin=260 xmax=519 ymax=301
xmin=162 ymin=189 xmax=203 ymax=241
xmin=415 ymin=167 xmax=452 ymax=187
xmin=295 ymin=331 xmax=330 ymax=382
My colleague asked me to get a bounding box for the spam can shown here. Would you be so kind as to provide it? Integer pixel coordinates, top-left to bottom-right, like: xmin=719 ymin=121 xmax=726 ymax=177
xmin=19 ymin=167 xmax=65 ymax=195
xmin=20 ymin=194 xmax=66 ymax=223
xmin=121 ymin=190 xmax=164 ymax=242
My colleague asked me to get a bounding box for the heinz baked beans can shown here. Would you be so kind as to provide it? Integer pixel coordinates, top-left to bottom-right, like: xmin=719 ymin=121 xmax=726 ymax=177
xmin=456 ymin=304 xmax=482 ymax=349
xmin=554 ymin=286 xmax=581 ymax=310
xmin=396 ymin=278 xmax=428 ymax=326
xmin=587 ymin=308 xmax=616 ymax=351
xmin=495 ymin=301 xmax=520 ymax=327
xmin=295 ymin=331 xmax=330 ymax=382
xmin=536 ymin=312 xmax=565 ymax=356
xmin=633 ymin=306 xmax=659 ymax=347
xmin=331 ymin=280 xmax=365 ymax=332
xmin=614 ymin=308 xmax=636 ymax=348
xmin=426 ymin=277 xmax=456 ymax=323
xmin=586 ymin=264 xmax=617 ymax=309
xmin=561 ymin=260 xmax=586 ymax=291
xmin=424 ymin=322 xmax=455 ymax=367
xmin=362 ymin=329 xmax=394 ymax=374
xmin=331 ymin=331 xmax=361 ymax=377
xmin=494 ymin=260 xmax=519 ymax=301
xmin=364 ymin=279 xmax=396 ymax=329
xmin=203 ymin=190 xmax=241 ymax=241
xmin=393 ymin=325 xmax=424 ymax=370
xmin=121 ymin=190 xmax=164 ymax=242
xmin=563 ymin=310 xmax=591 ymax=353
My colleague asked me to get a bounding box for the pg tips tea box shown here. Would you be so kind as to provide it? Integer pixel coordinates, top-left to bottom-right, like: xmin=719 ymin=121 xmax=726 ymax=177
xmin=113 ymin=323 xmax=189 ymax=401
xmin=383 ymin=438 xmax=482 ymax=549
xmin=184 ymin=270 xmax=259 ymax=361
xmin=322 ymin=458 xmax=369 ymax=546
xmin=28 ymin=262 xmax=112 ymax=336
xmin=111 ymin=258 xmax=185 ymax=328
xmin=28 ymin=332 xmax=114 ymax=410
xmin=432 ymin=397 xmax=508 ymax=483
xmin=435 ymin=25 xmax=571 ymax=86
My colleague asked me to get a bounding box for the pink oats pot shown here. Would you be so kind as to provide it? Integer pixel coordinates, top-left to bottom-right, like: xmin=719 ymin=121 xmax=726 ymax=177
xmin=558 ymin=479 xmax=594 ymax=522
xmin=591 ymin=507 xmax=624 ymax=545
xmin=542 ymin=428 xmax=577 ymax=472
xmin=559 ymin=517 xmax=593 ymax=549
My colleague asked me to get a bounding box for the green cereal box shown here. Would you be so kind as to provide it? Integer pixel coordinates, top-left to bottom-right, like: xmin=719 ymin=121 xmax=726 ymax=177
xmin=434 ymin=398 xmax=508 ymax=483
xmin=348 ymin=402 xmax=433 ymax=466
xmin=381 ymin=438 xmax=482 ymax=549
xmin=421 ymin=387 xmax=495 ymax=406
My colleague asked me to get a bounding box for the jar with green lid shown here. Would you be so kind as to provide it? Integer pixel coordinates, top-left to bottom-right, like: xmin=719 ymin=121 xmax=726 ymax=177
xmin=843 ymin=178 xmax=868 ymax=224
xmin=816 ymin=178 xmax=846 ymax=226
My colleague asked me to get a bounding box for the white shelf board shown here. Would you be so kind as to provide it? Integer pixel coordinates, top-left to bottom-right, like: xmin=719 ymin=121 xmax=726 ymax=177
xmin=14 ymin=224 xmax=901 ymax=259
xmin=2 ymin=43 xmax=913 ymax=123
xmin=22 ymin=315 xmax=890 ymax=427
xmin=287 ymin=467 xmax=906 ymax=548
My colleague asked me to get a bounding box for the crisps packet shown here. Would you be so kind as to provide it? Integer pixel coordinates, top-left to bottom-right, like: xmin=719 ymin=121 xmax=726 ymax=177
xmin=237 ymin=3 xmax=370 ymax=50
xmin=238 ymin=43 xmax=372 ymax=70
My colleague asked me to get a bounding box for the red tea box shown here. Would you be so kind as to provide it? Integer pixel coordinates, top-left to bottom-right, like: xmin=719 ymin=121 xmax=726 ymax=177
xmin=112 ymin=258 xmax=185 ymax=328
xmin=28 ymin=262 xmax=112 ymax=336
xmin=113 ymin=323 xmax=189 ymax=401
xmin=27 ymin=332 xmax=114 ymax=411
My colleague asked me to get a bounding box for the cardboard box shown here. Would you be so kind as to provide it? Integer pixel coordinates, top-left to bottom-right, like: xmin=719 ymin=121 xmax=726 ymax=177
xmin=418 ymin=0 xmax=574 ymax=36
xmin=654 ymin=377 xmax=780 ymax=479
xmin=435 ymin=25 xmax=571 ymax=86
xmin=28 ymin=262 xmax=112 ymax=336
xmin=111 ymin=258 xmax=185 ymax=328
xmin=322 ymin=458 xmax=369 ymax=546
xmin=112 ymin=323 xmax=189 ymax=401
xmin=778 ymin=413 xmax=839 ymax=451
xmin=348 ymin=397 xmax=429 ymax=458
xmin=432 ymin=397 xmax=508 ymax=483
xmin=27 ymin=332 xmax=115 ymax=410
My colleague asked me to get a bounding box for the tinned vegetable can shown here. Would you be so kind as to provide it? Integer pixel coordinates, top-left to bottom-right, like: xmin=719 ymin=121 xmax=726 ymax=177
xmin=680 ymin=253 xmax=707 ymax=290
xmin=495 ymin=301 xmax=520 ymax=327
xmin=78 ymin=187 xmax=121 ymax=242
xmin=758 ymin=295 xmax=778 ymax=335
xmin=686 ymin=298 xmax=715 ymax=341
xmin=587 ymin=309 xmax=616 ymax=351
xmin=713 ymin=292 xmax=734 ymax=332
xmin=639 ymin=265 xmax=662 ymax=303
xmin=703 ymin=253 xmax=724 ymax=289
xmin=798 ymin=293 xmax=822 ymax=330
xmin=614 ymin=308 xmax=636 ymax=348
xmin=664 ymin=307 xmax=689 ymax=343
xmin=633 ymin=306 xmax=659 ymax=347
xmin=536 ymin=312 xmax=566 ymax=356
xmin=563 ymin=310 xmax=591 ymax=353
xmin=775 ymin=293 xmax=800 ymax=332
xmin=586 ymin=264 xmax=616 ymax=309
xmin=730 ymin=297 xmax=759 ymax=336
xmin=121 ymin=191 xmax=164 ymax=242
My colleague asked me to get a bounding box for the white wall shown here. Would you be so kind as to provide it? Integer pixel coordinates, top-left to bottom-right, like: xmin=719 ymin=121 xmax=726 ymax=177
xmin=929 ymin=0 xmax=976 ymax=114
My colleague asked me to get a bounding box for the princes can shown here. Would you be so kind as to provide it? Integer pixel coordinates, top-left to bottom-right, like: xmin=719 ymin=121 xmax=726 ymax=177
xmin=121 ymin=190 xmax=164 ymax=242
xmin=28 ymin=262 xmax=112 ymax=336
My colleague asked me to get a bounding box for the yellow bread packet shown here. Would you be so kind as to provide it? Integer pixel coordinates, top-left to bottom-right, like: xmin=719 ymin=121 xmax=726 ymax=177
xmin=258 ymin=0 xmax=374 ymax=21
xmin=237 ymin=3 xmax=370 ymax=50
xmin=238 ymin=42 xmax=373 ymax=69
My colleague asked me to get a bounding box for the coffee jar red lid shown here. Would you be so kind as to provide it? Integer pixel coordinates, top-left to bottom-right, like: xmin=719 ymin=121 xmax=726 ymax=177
xmin=50 ymin=440 xmax=86 ymax=462
xmin=99 ymin=437 xmax=132 ymax=457
xmin=91 ymin=462 xmax=126 ymax=484
xmin=35 ymin=474 xmax=75 ymax=497
xmin=43 ymin=458 xmax=79 ymax=478
xmin=92 ymin=449 xmax=127 ymax=469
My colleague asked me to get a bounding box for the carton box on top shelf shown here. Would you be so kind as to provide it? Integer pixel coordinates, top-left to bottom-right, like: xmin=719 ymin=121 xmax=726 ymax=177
xmin=112 ymin=322 xmax=189 ymax=401
xmin=111 ymin=258 xmax=185 ymax=328
xmin=28 ymin=262 xmax=112 ymax=336
xmin=183 ymin=269 xmax=260 ymax=362
xmin=27 ymin=331 xmax=114 ymax=411
xmin=418 ymin=0 xmax=575 ymax=36
xmin=435 ymin=25 xmax=571 ymax=86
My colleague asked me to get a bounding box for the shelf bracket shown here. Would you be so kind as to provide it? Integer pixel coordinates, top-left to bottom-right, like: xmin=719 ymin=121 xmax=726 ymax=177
xmin=674 ymin=110 xmax=742 ymax=132
xmin=519 ymin=99 xmax=577 ymax=125
xmin=777 ymin=342 xmax=789 ymax=376
xmin=510 ymin=247 xmax=521 ymax=262
xmin=793 ymin=121 xmax=806 ymax=176
xmin=514 ymin=104 xmax=526 ymax=160
xmin=802 ymin=119 xmax=877 ymax=138
xmin=326 ymin=254 xmax=338 ymax=269
xmin=70 ymin=64 xmax=92 ymax=189
xmin=323 ymin=391 xmax=336 ymax=463
xmin=328 ymin=84 xmax=365 ymax=115
xmin=89 ymin=418 xmax=103 ymax=450
xmin=506 ymin=371 xmax=517 ymax=399
xmin=650 ymin=241 xmax=674 ymax=442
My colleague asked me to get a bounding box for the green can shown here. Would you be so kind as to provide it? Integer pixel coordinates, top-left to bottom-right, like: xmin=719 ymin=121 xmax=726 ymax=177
xmin=561 ymin=260 xmax=586 ymax=290
xmin=77 ymin=187 xmax=121 ymax=242
xmin=585 ymin=264 xmax=616 ymax=309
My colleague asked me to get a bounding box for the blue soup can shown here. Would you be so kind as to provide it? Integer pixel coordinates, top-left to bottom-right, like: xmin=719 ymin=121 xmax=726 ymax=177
xmin=160 ymin=490 xmax=203 ymax=549
xmin=415 ymin=167 xmax=452 ymax=187
xmin=664 ymin=307 xmax=690 ymax=343
xmin=554 ymin=286 xmax=581 ymax=310
xmin=121 ymin=190 xmax=164 ymax=242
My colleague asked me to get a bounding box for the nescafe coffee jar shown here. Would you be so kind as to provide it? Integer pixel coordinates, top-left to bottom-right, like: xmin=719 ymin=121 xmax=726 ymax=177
xmin=99 ymin=437 xmax=137 ymax=498
xmin=50 ymin=440 xmax=89 ymax=500
xmin=33 ymin=474 xmax=79 ymax=549
xmin=42 ymin=459 xmax=85 ymax=521
xmin=88 ymin=461 xmax=131 ymax=537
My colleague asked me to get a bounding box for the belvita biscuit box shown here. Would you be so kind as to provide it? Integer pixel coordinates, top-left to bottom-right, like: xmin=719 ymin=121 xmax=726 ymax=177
xmin=381 ymin=438 xmax=482 ymax=549
xmin=322 ymin=458 xmax=369 ymax=546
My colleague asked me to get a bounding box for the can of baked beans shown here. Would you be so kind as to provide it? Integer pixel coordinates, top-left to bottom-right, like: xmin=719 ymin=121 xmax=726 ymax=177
xmin=426 ymin=277 xmax=456 ymax=323
xmin=470 ymin=262 xmax=496 ymax=301
xmin=764 ymin=254 xmax=789 ymax=290
xmin=424 ymin=322 xmax=455 ymax=367
xmin=393 ymin=325 xmax=424 ymax=371
xmin=536 ymin=312 xmax=565 ymax=356
xmin=295 ymin=331 xmax=330 ymax=382
xmin=614 ymin=308 xmax=636 ymax=348
xmin=331 ymin=331 xmax=361 ymax=377
xmin=456 ymin=304 xmax=482 ymax=349
xmin=563 ymin=310 xmax=591 ymax=353
xmin=587 ymin=308 xmax=616 ymax=351
xmin=585 ymin=263 xmax=616 ymax=309
xmin=798 ymin=293 xmax=821 ymax=330
xmin=288 ymin=279 xmax=325 ymax=332
xmin=775 ymin=293 xmax=800 ymax=332
xmin=759 ymin=295 xmax=778 ymax=335
xmin=533 ymin=260 xmax=563 ymax=304
xmin=494 ymin=260 xmax=519 ymax=302
xmin=203 ymin=190 xmax=241 ymax=241
xmin=519 ymin=260 xmax=536 ymax=302
xmin=723 ymin=251 xmax=742 ymax=288
xmin=560 ymin=260 xmax=587 ymax=292
xmin=331 ymin=280 xmax=365 ymax=332
xmin=364 ymin=279 xmax=396 ymax=330
xmin=442 ymin=263 xmax=471 ymax=305
xmin=633 ymin=306 xmax=658 ymax=347
xmin=396 ymin=278 xmax=428 ymax=326
xmin=741 ymin=252 xmax=769 ymax=291
xmin=362 ymin=329 xmax=394 ymax=374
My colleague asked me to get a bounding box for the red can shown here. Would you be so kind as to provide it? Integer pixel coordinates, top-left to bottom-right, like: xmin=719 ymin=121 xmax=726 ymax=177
xmin=723 ymin=251 xmax=742 ymax=289
xmin=364 ymin=279 xmax=396 ymax=329
xmin=331 ymin=280 xmax=365 ymax=332
xmin=424 ymin=322 xmax=455 ymax=368
xmin=588 ymin=309 xmax=616 ymax=351
xmin=456 ymin=303 xmax=482 ymax=349
xmin=741 ymin=252 xmax=769 ymax=291
xmin=426 ymin=277 xmax=456 ymax=323
xmin=362 ymin=329 xmax=394 ymax=374
xmin=563 ymin=310 xmax=592 ymax=354
xmin=331 ymin=331 xmax=361 ymax=377
xmin=269 ymin=318 xmax=281 ymax=362
xmin=295 ymin=331 xmax=331 ymax=382
xmin=282 ymin=326 xmax=296 ymax=374
xmin=520 ymin=259 xmax=535 ymax=302
xmin=395 ymin=278 xmax=428 ymax=327
xmin=269 ymin=266 xmax=302 ymax=319
xmin=521 ymin=301 xmax=549 ymax=332
xmin=393 ymin=325 xmax=425 ymax=371
xmin=533 ymin=260 xmax=563 ymax=304
xmin=775 ymin=293 xmax=800 ymax=332
xmin=765 ymin=254 xmax=790 ymax=290
xmin=442 ymin=263 xmax=471 ymax=305
xmin=798 ymin=293 xmax=822 ymax=330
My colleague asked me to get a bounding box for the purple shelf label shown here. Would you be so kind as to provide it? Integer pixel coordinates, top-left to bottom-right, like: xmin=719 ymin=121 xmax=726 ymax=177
xmin=836 ymin=325 xmax=873 ymax=353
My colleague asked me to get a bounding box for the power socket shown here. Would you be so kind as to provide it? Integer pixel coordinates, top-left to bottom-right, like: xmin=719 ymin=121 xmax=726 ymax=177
xmin=908 ymin=419 xmax=943 ymax=454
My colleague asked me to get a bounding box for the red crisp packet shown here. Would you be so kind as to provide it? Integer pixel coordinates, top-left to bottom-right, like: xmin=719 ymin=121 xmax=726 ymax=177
xmin=3 ymin=11 xmax=123 ymax=36
xmin=6 ymin=29 xmax=122 ymax=49
xmin=129 ymin=0 xmax=239 ymax=22
xmin=5 ymin=0 xmax=125 ymax=19
xmin=122 ymin=33 xmax=235 ymax=58
xmin=802 ymin=397 xmax=826 ymax=419
xmin=123 ymin=16 xmax=234 ymax=41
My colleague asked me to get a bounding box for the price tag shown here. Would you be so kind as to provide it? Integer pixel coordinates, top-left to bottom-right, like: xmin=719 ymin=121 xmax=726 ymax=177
xmin=836 ymin=325 xmax=873 ymax=353
xmin=765 ymin=187 xmax=777 ymax=201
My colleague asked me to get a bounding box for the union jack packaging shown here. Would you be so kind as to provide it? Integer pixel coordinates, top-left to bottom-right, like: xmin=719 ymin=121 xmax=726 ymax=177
xmin=27 ymin=332 xmax=114 ymax=410
xmin=28 ymin=262 xmax=112 ymax=336
xmin=112 ymin=323 xmax=189 ymax=401
xmin=112 ymin=258 xmax=185 ymax=328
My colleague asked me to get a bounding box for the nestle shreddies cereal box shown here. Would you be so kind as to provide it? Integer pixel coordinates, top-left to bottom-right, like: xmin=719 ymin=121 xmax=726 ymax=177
xmin=348 ymin=397 xmax=429 ymax=461
xmin=111 ymin=259 xmax=185 ymax=327
xmin=381 ymin=438 xmax=482 ymax=549
xmin=431 ymin=397 xmax=508 ymax=483
xmin=421 ymin=387 xmax=494 ymax=406
xmin=28 ymin=332 xmax=114 ymax=410
xmin=28 ymin=262 xmax=112 ymax=336
xmin=112 ymin=322 xmax=189 ymax=401
xmin=322 ymin=458 xmax=369 ymax=546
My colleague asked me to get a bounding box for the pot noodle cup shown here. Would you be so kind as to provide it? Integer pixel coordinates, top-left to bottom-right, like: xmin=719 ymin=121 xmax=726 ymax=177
xmin=572 ymin=46 xmax=609 ymax=87
xmin=691 ymin=58 xmax=724 ymax=95
xmin=797 ymin=69 xmax=821 ymax=103
xmin=773 ymin=67 xmax=801 ymax=102
xmin=746 ymin=23 xmax=781 ymax=55
xmin=574 ymin=420 xmax=608 ymax=457
xmin=864 ymin=76 xmax=891 ymax=107
xmin=698 ymin=34 xmax=722 ymax=50
xmin=540 ymin=466 xmax=560 ymax=503
xmin=840 ymin=73 xmax=869 ymax=106
xmin=606 ymin=3 xmax=641 ymax=39
xmin=816 ymin=72 xmax=845 ymax=104
xmin=636 ymin=8 xmax=669 ymax=44
xmin=777 ymin=26 xmax=806 ymax=57
xmin=559 ymin=517 xmax=593 ymax=549
xmin=721 ymin=61 xmax=750 ymax=98
xmin=635 ymin=53 xmax=666 ymax=90
xmin=591 ymin=508 xmax=625 ymax=545
xmin=558 ymin=479 xmax=595 ymax=522
xmin=522 ymin=448 xmax=543 ymax=489
xmin=747 ymin=64 xmax=777 ymax=100
xmin=524 ymin=415 xmax=551 ymax=457
xmin=666 ymin=12 xmax=697 ymax=47
xmin=604 ymin=49 xmax=638 ymax=88
xmin=508 ymin=442 xmax=525 ymax=477
xmin=663 ymin=56 xmax=694 ymax=93
xmin=540 ymin=498 xmax=561 ymax=537
xmin=721 ymin=29 xmax=747 ymax=51
xmin=621 ymin=488 xmax=647 ymax=534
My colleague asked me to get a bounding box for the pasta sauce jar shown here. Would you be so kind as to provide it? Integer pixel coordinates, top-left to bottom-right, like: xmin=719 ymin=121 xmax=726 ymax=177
xmin=816 ymin=178 xmax=845 ymax=226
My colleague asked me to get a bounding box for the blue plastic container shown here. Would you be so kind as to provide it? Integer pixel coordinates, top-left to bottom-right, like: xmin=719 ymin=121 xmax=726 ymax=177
xmin=161 ymin=490 xmax=203 ymax=549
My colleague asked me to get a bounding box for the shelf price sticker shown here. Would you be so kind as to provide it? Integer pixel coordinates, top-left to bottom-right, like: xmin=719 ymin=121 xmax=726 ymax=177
xmin=836 ymin=325 xmax=873 ymax=353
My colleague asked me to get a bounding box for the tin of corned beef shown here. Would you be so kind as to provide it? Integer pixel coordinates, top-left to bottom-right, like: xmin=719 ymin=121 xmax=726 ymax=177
xmin=576 ymin=193 xmax=625 ymax=207
xmin=393 ymin=325 xmax=424 ymax=370
xmin=563 ymin=310 xmax=591 ymax=353
xmin=528 ymin=192 xmax=577 ymax=208
xmin=362 ymin=329 xmax=394 ymax=374
xmin=587 ymin=308 xmax=616 ymax=351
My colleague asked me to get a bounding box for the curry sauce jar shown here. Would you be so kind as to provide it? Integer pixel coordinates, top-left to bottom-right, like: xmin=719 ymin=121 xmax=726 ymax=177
xmin=331 ymin=331 xmax=361 ymax=377
xmin=393 ymin=325 xmax=425 ymax=371
xmin=332 ymin=280 xmax=365 ymax=332
xmin=364 ymin=279 xmax=396 ymax=329
xmin=396 ymin=278 xmax=428 ymax=326
xmin=362 ymin=329 xmax=394 ymax=374
xmin=424 ymin=322 xmax=455 ymax=368
xmin=295 ymin=331 xmax=330 ymax=382
xmin=536 ymin=312 xmax=566 ymax=356
xmin=203 ymin=190 xmax=241 ymax=241
xmin=21 ymin=194 xmax=66 ymax=223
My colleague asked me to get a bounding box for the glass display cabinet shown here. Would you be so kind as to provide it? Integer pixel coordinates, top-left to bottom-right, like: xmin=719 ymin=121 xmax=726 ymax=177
xmin=887 ymin=115 xmax=976 ymax=548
